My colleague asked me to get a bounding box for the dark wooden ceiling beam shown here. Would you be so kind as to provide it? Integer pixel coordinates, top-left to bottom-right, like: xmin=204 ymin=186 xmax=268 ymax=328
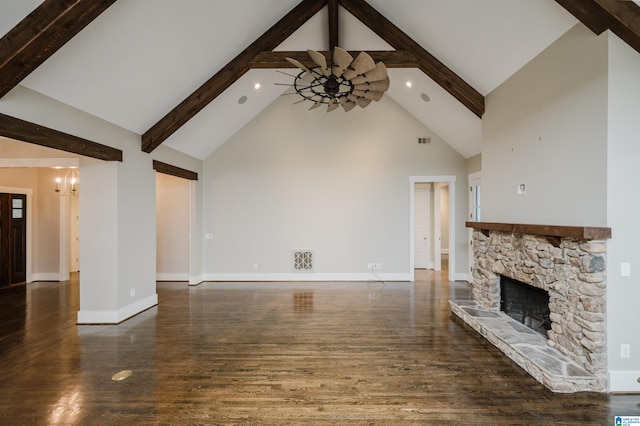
xmin=0 ymin=113 xmax=122 ymax=161
xmin=339 ymin=0 xmax=484 ymax=118
xmin=0 ymin=0 xmax=117 ymax=98
xmin=142 ymin=0 xmax=327 ymax=153
xmin=556 ymin=0 xmax=640 ymax=54
xmin=152 ymin=160 xmax=198 ymax=181
xmin=250 ymin=50 xmax=420 ymax=68
xmin=329 ymin=0 xmax=339 ymax=50
xmin=594 ymin=0 xmax=640 ymax=54
xmin=554 ymin=0 xmax=609 ymax=34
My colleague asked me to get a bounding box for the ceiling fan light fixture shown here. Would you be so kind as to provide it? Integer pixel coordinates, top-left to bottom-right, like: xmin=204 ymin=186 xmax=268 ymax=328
xmin=283 ymin=47 xmax=389 ymax=113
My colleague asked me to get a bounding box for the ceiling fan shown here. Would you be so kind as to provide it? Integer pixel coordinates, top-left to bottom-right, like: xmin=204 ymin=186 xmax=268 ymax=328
xmin=277 ymin=1 xmax=389 ymax=113
xmin=284 ymin=48 xmax=389 ymax=112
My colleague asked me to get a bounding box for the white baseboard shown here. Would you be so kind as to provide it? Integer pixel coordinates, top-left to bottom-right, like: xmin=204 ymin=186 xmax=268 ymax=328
xmin=441 ymin=249 xmax=450 ymax=255
xmin=453 ymin=272 xmax=470 ymax=282
xmin=609 ymin=371 xmax=640 ymax=392
xmin=30 ymin=273 xmax=60 ymax=282
xmin=203 ymin=272 xmax=412 ymax=282
xmin=189 ymin=274 xmax=205 ymax=286
xmin=77 ymin=293 xmax=158 ymax=324
xmin=156 ymin=273 xmax=189 ymax=282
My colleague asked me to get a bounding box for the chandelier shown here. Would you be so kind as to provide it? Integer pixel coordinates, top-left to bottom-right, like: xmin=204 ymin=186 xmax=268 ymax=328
xmin=283 ymin=47 xmax=390 ymax=113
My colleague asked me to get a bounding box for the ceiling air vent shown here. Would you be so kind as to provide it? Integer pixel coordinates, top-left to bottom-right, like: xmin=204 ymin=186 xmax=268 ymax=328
xmin=292 ymin=250 xmax=313 ymax=272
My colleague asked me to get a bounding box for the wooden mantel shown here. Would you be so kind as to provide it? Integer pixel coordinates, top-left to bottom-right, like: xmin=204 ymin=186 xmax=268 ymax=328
xmin=466 ymin=222 xmax=611 ymax=240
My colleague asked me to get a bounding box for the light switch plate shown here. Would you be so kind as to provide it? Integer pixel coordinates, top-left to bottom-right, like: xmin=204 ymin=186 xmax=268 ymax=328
xmin=621 ymin=262 xmax=631 ymax=277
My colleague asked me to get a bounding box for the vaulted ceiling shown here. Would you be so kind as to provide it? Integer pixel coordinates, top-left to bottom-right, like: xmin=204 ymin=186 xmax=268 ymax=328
xmin=1 ymin=1 xmax=639 ymax=161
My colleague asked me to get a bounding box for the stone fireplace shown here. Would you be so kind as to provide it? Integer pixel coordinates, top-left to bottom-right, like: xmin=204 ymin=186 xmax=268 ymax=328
xmin=451 ymin=222 xmax=611 ymax=393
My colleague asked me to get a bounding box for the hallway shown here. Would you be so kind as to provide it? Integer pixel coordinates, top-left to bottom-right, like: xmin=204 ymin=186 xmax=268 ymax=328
xmin=0 ymin=272 xmax=638 ymax=424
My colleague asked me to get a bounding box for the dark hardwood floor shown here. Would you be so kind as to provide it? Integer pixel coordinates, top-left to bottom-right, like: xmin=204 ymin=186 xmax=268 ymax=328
xmin=0 ymin=269 xmax=638 ymax=425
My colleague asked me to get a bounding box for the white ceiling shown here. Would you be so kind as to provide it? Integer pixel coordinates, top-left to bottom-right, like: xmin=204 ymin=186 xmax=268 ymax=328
xmin=1 ymin=0 xmax=578 ymax=160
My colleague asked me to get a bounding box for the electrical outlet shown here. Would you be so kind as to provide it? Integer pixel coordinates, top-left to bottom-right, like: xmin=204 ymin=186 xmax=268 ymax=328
xmin=621 ymin=344 xmax=631 ymax=358
xmin=204 ymin=233 xmax=213 ymax=240
xmin=367 ymin=263 xmax=382 ymax=270
xmin=253 ymin=263 xmax=258 ymax=270
xmin=130 ymin=288 xmax=135 ymax=298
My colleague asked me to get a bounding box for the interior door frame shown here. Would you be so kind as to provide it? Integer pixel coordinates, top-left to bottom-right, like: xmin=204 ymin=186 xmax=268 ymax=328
xmin=0 ymin=186 xmax=32 ymax=284
xmin=409 ymin=176 xmax=456 ymax=282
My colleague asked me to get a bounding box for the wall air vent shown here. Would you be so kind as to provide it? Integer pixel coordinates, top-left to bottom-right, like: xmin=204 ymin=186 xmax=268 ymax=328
xmin=292 ymin=250 xmax=313 ymax=272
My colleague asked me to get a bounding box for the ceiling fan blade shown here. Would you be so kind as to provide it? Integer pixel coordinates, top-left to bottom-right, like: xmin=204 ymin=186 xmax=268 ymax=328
xmin=341 ymin=100 xmax=357 ymax=112
xmin=276 ymin=70 xmax=301 ymax=79
xmin=327 ymin=100 xmax=340 ymax=113
xmin=332 ymin=47 xmax=353 ymax=77
xmin=356 ymin=98 xmax=372 ymax=108
xmin=343 ymin=51 xmax=376 ymax=80
xmin=307 ymin=49 xmax=330 ymax=76
xmin=354 ymin=77 xmax=390 ymax=92
xmin=347 ymin=94 xmax=372 ymax=108
xmin=309 ymin=99 xmax=323 ymax=110
xmin=350 ymin=63 xmax=388 ymax=85
xmin=352 ymin=89 xmax=384 ymax=101
xmin=286 ymin=57 xmax=311 ymax=73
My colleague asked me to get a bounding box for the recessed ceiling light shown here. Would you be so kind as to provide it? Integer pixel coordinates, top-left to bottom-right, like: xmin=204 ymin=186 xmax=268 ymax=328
xmin=421 ymin=93 xmax=430 ymax=102
xmin=238 ymin=95 xmax=248 ymax=104
xmin=406 ymin=81 xmax=412 ymax=88
xmin=254 ymin=83 xmax=261 ymax=90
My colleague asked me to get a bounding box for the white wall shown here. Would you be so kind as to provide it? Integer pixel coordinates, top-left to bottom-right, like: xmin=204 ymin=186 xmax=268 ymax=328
xmin=606 ymin=33 xmax=640 ymax=392
xmin=115 ymin=147 xmax=157 ymax=311
xmin=465 ymin=154 xmax=481 ymax=175
xmin=156 ymin=172 xmax=190 ymax=280
xmin=203 ymin=94 xmax=468 ymax=280
xmin=79 ymin=159 xmax=118 ymax=314
xmin=36 ymin=168 xmax=61 ymax=276
xmin=483 ymin=24 xmax=608 ymax=226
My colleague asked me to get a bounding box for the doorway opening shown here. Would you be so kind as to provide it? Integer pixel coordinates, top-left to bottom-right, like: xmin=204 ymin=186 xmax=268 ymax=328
xmin=1 ymin=157 xmax=79 ymax=284
xmin=155 ymin=172 xmax=191 ymax=282
xmin=409 ymin=176 xmax=456 ymax=282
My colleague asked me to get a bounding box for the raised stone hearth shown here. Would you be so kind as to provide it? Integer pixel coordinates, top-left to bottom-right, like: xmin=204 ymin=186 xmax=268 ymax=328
xmin=455 ymin=222 xmax=611 ymax=393
xmin=450 ymin=298 xmax=596 ymax=392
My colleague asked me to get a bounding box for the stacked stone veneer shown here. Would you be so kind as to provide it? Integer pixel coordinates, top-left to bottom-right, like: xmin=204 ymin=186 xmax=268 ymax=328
xmin=471 ymin=229 xmax=607 ymax=387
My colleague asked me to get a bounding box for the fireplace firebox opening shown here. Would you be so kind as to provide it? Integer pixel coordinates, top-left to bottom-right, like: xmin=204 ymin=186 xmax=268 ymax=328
xmin=500 ymin=275 xmax=551 ymax=336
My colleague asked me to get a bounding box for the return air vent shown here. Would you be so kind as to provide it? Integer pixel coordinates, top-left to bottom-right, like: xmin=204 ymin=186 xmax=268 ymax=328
xmin=292 ymin=250 xmax=313 ymax=272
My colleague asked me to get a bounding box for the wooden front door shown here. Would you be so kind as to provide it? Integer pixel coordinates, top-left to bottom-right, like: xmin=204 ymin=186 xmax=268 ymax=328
xmin=0 ymin=193 xmax=27 ymax=287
